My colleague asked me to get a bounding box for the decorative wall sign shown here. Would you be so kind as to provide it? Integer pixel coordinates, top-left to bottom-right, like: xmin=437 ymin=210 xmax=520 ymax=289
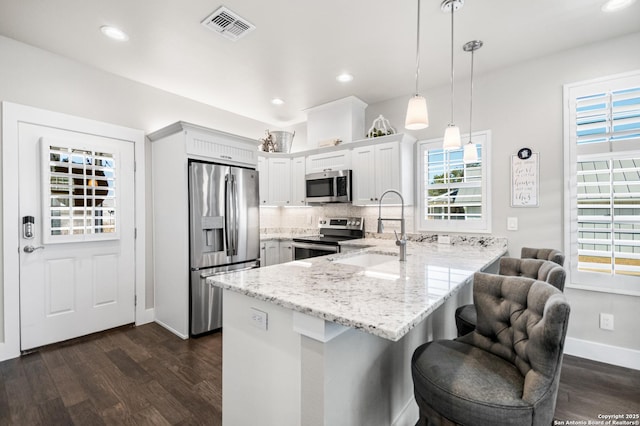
xmin=511 ymin=149 xmax=539 ymax=207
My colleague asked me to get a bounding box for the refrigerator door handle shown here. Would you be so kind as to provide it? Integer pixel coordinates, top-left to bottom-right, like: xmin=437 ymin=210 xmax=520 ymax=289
xmin=232 ymin=175 xmax=239 ymax=256
xmin=224 ymin=174 xmax=233 ymax=257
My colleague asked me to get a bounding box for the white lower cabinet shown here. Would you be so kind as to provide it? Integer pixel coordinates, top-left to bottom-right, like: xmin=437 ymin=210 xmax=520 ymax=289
xmin=260 ymin=239 xmax=293 ymax=266
xmin=279 ymin=240 xmax=293 ymax=263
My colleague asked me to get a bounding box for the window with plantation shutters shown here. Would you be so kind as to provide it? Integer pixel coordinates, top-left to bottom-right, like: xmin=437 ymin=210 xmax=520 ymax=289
xmin=417 ymin=130 xmax=491 ymax=233
xmin=41 ymin=138 xmax=120 ymax=243
xmin=564 ymin=71 xmax=640 ymax=295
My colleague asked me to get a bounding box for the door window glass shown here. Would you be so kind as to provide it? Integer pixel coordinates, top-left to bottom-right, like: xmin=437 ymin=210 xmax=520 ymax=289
xmin=42 ymin=139 xmax=119 ymax=243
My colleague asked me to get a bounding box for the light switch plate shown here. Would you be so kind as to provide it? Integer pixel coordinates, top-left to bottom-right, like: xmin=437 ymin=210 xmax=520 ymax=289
xmin=507 ymin=217 xmax=518 ymax=231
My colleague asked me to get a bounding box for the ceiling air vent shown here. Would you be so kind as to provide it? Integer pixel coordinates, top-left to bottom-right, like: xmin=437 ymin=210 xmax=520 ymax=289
xmin=201 ymin=6 xmax=255 ymax=41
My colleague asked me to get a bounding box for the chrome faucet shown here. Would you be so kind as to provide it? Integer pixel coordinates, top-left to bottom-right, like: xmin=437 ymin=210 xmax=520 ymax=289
xmin=376 ymin=189 xmax=407 ymax=261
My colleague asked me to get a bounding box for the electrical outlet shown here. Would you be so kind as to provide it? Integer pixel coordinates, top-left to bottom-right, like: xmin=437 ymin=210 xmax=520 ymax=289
xmin=599 ymin=313 xmax=614 ymax=331
xmin=250 ymin=307 xmax=268 ymax=330
xmin=507 ymin=217 xmax=518 ymax=231
xmin=438 ymin=235 xmax=451 ymax=245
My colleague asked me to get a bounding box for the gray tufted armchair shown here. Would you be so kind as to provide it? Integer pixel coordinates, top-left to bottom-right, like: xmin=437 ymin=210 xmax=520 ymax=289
xmin=455 ymin=257 xmax=566 ymax=336
xmin=521 ymin=247 xmax=565 ymax=266
xmin=412 ymin=272 xmax=571 ymax=426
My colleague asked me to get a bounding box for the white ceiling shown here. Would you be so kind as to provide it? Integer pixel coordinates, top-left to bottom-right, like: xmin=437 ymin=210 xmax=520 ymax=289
xmin=1 ymin=0 xmax=639 ymax=127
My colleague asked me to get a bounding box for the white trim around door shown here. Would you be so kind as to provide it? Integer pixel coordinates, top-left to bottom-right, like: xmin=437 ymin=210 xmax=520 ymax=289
xmin=1 ymin=102 xmax=152 ymax=361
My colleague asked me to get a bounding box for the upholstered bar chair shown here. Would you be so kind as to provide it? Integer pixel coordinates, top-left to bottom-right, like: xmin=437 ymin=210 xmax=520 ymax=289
xmin=455 ymin=258 xmax=566 ymax=336
xmin=412 ymin=272 xmax=571 ymax=426
xmin=521 ymin=247 xmax=565 ymax=266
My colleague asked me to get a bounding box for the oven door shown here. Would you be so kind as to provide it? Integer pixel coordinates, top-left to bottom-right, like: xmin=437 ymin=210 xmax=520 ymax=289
xmin=292 ymin=242 xmax=339 ymax=260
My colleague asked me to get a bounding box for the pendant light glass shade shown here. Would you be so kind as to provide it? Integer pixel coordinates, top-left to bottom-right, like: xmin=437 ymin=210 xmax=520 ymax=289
xmin=405 ymin=95 xmax=429 ymax=130
xmin=405 ymin=0 xmax=429 ymax=130
xmin=443 ymin=124 xmax=461 ymax=149
xmin=463 ymin=141 xmax=478 ymax=163
xmin=463 ymin=39 xmax=482 ymax=164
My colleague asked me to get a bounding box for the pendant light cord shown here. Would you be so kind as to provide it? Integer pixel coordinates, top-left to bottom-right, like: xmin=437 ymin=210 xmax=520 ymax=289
xmin=449 ymin=3 xmax=455 ymax=123
xmin=414 ymin=0 xmax=421 ymax=95
xmin=468 ymin=48 xmax=474 ymax=142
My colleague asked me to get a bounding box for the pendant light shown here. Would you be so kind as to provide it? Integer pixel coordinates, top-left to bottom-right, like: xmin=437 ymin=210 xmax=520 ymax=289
xmin=442 ymin=0 xmax=463 ymax=150
xmin=405 ymin=0 xmax=429 ymax=130
xmin=463 ymin=40 xmax=483 ymax=164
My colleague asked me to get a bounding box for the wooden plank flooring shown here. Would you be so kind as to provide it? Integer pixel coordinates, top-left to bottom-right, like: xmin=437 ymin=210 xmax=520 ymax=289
xmin=0 ymin=322 xmax=638 ymax=425
xmin=0 ymin=323 xmax=222 ymax=425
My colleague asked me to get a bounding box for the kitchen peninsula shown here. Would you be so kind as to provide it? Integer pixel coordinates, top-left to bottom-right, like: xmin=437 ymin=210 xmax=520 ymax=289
xmin=209 ymin=237 xmax=507 ymax=426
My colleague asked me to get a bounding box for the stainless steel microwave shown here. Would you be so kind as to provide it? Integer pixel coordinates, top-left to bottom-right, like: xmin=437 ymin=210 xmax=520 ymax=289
xmin=305 ymin=170 xmax=352 ymax=203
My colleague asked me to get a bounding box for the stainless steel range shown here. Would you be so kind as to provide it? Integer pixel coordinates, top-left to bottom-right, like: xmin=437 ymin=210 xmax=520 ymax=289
xmin=292 ymin=217 xmax=364 ymax=260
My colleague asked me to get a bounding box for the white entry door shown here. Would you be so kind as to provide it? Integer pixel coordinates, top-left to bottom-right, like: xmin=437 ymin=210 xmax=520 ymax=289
xmin=18 ymin=122 xmax=136 ymax=351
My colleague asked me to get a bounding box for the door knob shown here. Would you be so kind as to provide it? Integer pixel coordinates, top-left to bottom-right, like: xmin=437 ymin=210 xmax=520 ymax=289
xmin=23 ymin=245 xmax=45 ymax=253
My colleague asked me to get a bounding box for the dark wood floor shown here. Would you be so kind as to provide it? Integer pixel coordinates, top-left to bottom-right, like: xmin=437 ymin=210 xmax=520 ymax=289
xmin=0 ymin=323 xmax=638 ymax=425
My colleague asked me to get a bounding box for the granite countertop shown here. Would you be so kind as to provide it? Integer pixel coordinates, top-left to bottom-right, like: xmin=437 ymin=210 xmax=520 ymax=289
xmin=209 ymin=238 xmax=507 ymax=341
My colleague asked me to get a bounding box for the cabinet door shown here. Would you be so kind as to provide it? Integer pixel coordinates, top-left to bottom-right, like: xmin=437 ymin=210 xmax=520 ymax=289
xmin=257 ymin=156 xmax=269 ymax=205
xmin=306 ymin=150 xmax=351 ymax=173
xmin=351 ymin=146 xmax=377 ymax=205
xmin=260 ymin=242 xmax=267 ymax=266
xmin=290 ymin=156 xmax=306 ymax=206
xmin=264 ymin=240 xmax=279 ymax=266
xmin=279 ymin=241 xmax=293 ymax=263
xmin=268 ymin=157 xmax=292 ymax=206
xmin=375 ymin=142 xmax=402 ymax=204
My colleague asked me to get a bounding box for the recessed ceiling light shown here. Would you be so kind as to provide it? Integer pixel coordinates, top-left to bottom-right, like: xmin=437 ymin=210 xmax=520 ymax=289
xmin=336 ymin=73 xmax=354 ymax=83
xmin=601 ymin=0 xmax=636 ymax=12
xmin=271 ymin=98 xmax=285 ymax=105
xmin=100 ymin=25 xmax=129 ymax=41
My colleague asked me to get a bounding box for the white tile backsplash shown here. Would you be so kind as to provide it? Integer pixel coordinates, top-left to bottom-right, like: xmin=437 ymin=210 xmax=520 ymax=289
xmin=260 ymin=204 xmax=416 ymax=235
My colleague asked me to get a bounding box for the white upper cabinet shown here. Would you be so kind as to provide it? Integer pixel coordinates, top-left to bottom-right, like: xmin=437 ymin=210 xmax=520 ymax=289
xmin=306 ymin=149 xmax=351 ymax=173
xmin=351 ymin=145 xmax=377 ymax=204
xmin=351 ymin=136 xmax=415 ymax=206
xmin=257 ymin=133 xmax=414 ymax=207
xmin=258 ymin=154 xmax=305 ymax=206
xmin=290 ymin=155 xmax=306 ymax=206
xmin=268 ymin=157 xmax=292 ymax=206
xmin=257 ymin=156 xmax=269 ymax=205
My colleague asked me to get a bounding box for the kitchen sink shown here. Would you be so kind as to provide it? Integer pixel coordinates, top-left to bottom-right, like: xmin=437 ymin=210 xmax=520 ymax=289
xmin=332 ymin=252 xmax=398 ymax=268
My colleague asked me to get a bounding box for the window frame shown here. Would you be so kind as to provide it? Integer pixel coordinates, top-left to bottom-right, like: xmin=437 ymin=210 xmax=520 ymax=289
xmin=563 ymin=70 xmax=640 ymax=296
xmin=416 ymin=130 xmax=491 ymax=233
xmin=41 ymin=137 xmax=121 ymax=244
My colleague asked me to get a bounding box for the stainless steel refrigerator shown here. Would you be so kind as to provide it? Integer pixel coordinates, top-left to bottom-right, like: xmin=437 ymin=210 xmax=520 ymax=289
xmin=189 ymin=160 xmax=260 ymax=336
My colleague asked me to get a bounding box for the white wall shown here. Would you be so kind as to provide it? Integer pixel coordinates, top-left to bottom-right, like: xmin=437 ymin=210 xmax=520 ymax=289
xmin=0 ymin=35 xmax=270 ymax=346
xmin=364 ymin=32 xmax=640 ymax=355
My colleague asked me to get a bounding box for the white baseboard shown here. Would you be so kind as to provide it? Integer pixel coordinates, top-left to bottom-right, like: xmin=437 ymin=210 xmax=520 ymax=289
xmin=564 ymin=337 xmax=640 ymax=370
xmin=154 ymin=319 xmax=189 ymax=340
